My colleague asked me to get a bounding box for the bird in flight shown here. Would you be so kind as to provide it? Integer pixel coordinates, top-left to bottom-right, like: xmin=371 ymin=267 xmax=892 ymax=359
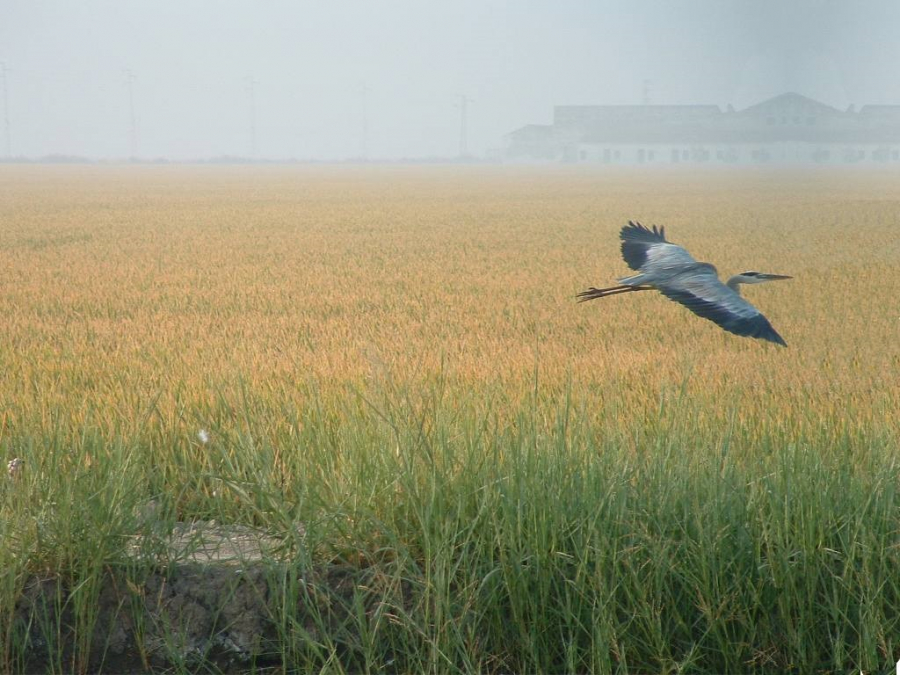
xmin=577 ymin=221 xmax=791 ymax=346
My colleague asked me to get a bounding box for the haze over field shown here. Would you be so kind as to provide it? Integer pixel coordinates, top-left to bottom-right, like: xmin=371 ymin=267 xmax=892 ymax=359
xmin=2 ymin=1 xmax=900 ymax=160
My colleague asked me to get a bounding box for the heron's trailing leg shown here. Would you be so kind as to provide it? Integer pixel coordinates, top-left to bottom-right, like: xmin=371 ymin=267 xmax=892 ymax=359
xmin=576 ymin=285 xmax=653 ymax=302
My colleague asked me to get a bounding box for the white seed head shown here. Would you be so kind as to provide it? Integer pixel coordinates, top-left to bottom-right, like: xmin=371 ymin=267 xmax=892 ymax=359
xmin=7 ymin=458 xmax=24 ymax=479
xmin=198 ymin=429 xmax=210 ymax=444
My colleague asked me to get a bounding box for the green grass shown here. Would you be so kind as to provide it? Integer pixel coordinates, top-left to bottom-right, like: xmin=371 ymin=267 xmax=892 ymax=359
xmin=3 ymin=374 xmax=899 ymax=674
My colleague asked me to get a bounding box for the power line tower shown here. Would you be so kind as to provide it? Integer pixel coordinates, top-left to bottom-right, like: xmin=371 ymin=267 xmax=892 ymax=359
xmin=360 ymin=82 xmax=370 ymax=160
xmin=1 ymin=62 xmax=10 ymax=158
xmin=457 ymin=94 xmax=472 ymax=158
xmin=246 ymin=75 xmax=259 ymax=158
xmin=123 ymin=69 xmax=137 ymax=158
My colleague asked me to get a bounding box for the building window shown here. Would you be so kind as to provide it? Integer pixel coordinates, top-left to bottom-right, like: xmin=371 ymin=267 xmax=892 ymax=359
xmin=614 ymin=150 xmax=621 ymax=160
xmin=681 ymin=149 xmax=689 ymax=160
xmin=648 ymin=150 xmax=655 ymax=161
xmin=671 ymin=149 xmax=680 ymax=163
xmin=637 ymin=148 xmax=646 ymax=163
xmin=603 ymin=148 xmax=611 ymax=163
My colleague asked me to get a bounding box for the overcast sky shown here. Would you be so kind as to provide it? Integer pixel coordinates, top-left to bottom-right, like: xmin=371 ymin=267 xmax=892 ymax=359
xmin=2 ymin=1 xmax=899 ymax=160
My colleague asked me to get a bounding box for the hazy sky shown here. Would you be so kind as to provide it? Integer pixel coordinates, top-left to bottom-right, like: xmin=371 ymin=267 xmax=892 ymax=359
xmin=2 ymin=1 xmax=899 ymax=160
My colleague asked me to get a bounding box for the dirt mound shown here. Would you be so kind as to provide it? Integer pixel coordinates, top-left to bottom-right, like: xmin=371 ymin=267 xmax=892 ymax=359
xmin=11 ymin=520 xmax=344 ymax=673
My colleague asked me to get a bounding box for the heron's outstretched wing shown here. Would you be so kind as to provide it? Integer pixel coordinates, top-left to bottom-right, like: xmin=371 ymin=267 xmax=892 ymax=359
xmin=658 ymin=268 xmax=787 ymax=346
xmin=620 ymin=221 xmax=698 ymax=272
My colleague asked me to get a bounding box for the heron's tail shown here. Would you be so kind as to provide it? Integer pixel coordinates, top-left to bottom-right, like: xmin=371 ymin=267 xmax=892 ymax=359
xmin=616 ymin=273 xmax=648 ymax=285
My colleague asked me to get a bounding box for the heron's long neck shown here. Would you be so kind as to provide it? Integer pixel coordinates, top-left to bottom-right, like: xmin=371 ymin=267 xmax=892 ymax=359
xmin=726 ymin=276 xmax=743 ymax=296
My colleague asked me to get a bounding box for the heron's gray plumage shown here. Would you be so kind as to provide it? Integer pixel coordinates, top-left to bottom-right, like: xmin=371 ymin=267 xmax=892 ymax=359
xmin=653 ymin=266 xmax=787 ymax=345
xmin=620 ymin=222 xmax=697 ymax=272
xmin=578 ymin=221 xmax=790 ymax=346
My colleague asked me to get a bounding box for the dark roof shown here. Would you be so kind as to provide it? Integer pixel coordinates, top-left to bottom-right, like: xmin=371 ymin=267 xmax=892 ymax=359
xmin=554 ymin=104 xmax=720 ymax=127
xmin=503 ymin=124 xmax=554 ymax=141
xmin=739 ymin=92 xmax=840 ymax=115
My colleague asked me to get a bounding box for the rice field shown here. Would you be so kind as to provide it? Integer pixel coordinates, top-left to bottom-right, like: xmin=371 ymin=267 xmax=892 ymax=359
xmin=1 ymin=165 xmax=899 ymax=673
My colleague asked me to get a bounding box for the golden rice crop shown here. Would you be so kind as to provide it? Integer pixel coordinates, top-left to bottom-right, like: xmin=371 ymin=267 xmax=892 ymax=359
xmin=0 ymin=165 xmax=896 ymax=441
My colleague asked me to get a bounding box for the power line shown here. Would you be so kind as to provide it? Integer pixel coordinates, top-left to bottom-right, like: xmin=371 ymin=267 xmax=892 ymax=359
xmin=1 ymin=62 xmax=11 ymax=158
xmin=360 ymin=82 xmax=370 ymax=160
xmin=123 ymin=69 xmax=137 ymax=158
xmin=457 ymin=94 xmax=473 ymax=158
xmin=246 ymin=75 xmax=259 ymax=158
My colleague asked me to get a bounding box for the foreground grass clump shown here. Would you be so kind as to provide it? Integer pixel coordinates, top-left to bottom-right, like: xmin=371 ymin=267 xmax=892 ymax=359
xmin=0 ymin=166 xmax=899 ymax=672
xmin=2 ymin=382 xmax=899 ymax=673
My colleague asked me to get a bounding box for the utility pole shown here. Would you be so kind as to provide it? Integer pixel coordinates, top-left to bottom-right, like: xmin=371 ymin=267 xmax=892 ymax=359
xmin=1 ymin=62 xmax=12 ymax=158
xmin=247 ymin=75 xmax=258 ymax=158
xmin=124 ymin=69 xmax=137 ymax=158
xmin=360 ymin=82 xmax=370 ymax=160
xmin=641 ymin=79 xmax=651 ymax=106
xmin=457 ymin=94 xmax=472 ymax=158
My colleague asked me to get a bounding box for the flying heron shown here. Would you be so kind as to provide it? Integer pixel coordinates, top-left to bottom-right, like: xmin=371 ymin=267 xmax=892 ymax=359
xmin=577 ymin=221 xmax=791 ymax=346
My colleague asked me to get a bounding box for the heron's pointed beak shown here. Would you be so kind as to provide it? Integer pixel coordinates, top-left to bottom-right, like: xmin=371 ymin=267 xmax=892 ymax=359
xmin=759 ymin=273 xmax=792 ymax=281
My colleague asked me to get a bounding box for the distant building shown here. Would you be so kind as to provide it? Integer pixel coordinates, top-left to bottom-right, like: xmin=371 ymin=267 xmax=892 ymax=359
xmin=503 ymin=93 xmax=900 ymax=164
